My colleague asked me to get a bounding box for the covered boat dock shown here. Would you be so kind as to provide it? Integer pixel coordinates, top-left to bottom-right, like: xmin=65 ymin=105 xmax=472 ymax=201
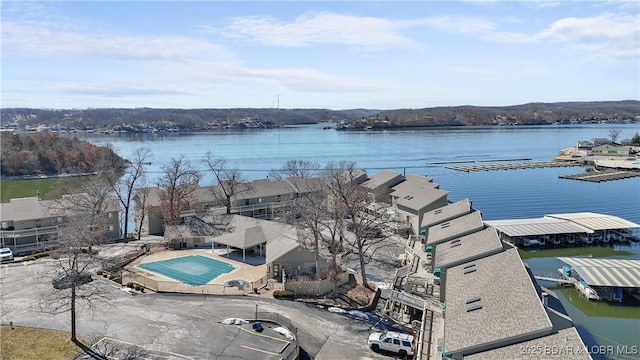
xmin=485 ymin=212 xmax=639 ymax=248
xmin=557 ymin=257 xmax=640 ymax=302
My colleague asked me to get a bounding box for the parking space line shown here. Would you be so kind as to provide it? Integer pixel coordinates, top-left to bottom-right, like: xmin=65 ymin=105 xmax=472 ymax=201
xmin=240 ymin=345 xmax=279 ymax=356
xmin=237 ymin=325 xmax=289 ymax=343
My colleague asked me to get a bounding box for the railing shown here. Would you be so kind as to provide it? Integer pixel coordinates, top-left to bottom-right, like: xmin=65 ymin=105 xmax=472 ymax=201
xmin=181 ymin=200 xmax=297 ymax=218
xmin=255 ymin=311 xmax=299 ymax=360
xmin=123 ymin=271 xmax=269 ymax=296
xmin=0 ymin=225 xmax=61 ymax=239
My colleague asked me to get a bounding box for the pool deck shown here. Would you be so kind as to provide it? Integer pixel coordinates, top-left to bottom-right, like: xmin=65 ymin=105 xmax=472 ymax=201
xmin=127 ymin=249 xmax=268 ymax=287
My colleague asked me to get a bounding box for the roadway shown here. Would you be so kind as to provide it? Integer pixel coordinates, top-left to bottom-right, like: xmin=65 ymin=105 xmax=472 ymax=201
xmin=0 ymin=257 xmax=393 ymax=360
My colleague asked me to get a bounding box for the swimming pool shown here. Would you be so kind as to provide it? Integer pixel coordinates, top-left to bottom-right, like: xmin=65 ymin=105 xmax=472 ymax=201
xmin=139 ymin=255 xmax=235 ymax=285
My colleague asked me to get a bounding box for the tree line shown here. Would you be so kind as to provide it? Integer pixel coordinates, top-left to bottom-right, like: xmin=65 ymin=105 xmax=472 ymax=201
xmin=0 ymin=132 xmax=126 ymax=177
xmin=2 ymin=100 xmax=637 ymax=130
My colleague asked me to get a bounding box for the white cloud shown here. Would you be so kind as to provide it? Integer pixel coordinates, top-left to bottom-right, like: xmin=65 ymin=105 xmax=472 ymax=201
xmin=1 ymin=21 xmax=234 ymax=61
xmin=222 ymin=12 xmax=420 ymax=50
xmin=534 ymin=13 xmax=639 ymax=59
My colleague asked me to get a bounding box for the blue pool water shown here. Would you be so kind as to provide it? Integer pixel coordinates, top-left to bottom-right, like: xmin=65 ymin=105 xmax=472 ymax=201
xmin=139 ymin=255 xmax=235 ymax=285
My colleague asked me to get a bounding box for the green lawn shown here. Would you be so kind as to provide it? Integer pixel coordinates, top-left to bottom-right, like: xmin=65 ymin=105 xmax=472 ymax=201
xmin=1 ymin=178 xmax=64 ymax=202
xmin=0 ymin=326 xmax=85 ymax=360
xmin=518 ymin=247 xmax=633 ymax=259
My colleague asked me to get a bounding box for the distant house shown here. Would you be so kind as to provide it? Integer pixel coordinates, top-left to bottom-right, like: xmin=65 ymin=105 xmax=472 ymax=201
xmin=0 ymin=194 xmax=121 ymax=255
xmin=590 ymin=144 xmax=633 ymax=156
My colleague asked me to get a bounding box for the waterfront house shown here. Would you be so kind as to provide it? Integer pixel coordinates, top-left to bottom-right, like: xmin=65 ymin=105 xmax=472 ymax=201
xmin=420 ymin=198 xmax=473 ymax=235
xmin=361 ymin=170 xmax=405 ymax=202
xmin=424 ymin=210 xmax=485 ymax=247
xmin=0 ymin=194 xmax=121 ymax=255
xmin=390 ymin=180 xmax=448 ymax=234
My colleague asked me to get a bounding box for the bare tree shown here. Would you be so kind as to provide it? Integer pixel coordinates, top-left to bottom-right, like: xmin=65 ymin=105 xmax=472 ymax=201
xmin=134 ymin=186 xmax=151 ymax=240
xmin=609 ymin=128 xmax=621 ymax=143
xmin=323 ymin=161 xmax=384 ymax=290
xmin=203 ymin=151 xmax=248 ymax=214
xmin=269 ymin=159 xmax=319 ymax=180
xmin=38 ymin=174 xmax=119 ymax=351
xmin=112 ymin=147 xmax=151 ymax=239
xmin=158 ymin=155 xmax=202 ymax=226
xmin=272 ymin=160 xmax=326 ymax=279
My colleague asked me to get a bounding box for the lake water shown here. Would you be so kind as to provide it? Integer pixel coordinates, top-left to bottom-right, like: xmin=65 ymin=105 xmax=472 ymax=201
xmin=78 ymin=123 xmax=640 ymax=353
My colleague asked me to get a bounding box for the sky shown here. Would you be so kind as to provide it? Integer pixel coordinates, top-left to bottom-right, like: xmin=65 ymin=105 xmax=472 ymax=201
xmin=1 ymin=1 xmax=639 ymax=110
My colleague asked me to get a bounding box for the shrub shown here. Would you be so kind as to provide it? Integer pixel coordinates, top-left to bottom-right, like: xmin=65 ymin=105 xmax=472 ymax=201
xmin=96 ymin=270 xmax=103 ymax=276
xmin=126 ymin=282 xmax=135 ymax=288
xmin=273 ymin=290 xmax=295 ymax=299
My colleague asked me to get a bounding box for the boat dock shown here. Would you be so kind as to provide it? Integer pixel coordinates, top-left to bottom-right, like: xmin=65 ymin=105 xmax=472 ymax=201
xmin=557 ymin=257 xmax=640 ymax=303
xmin=559 ymin=170 xmax=640 ymax=182
xmin=445 ymin=161 xmax=582 ymax=172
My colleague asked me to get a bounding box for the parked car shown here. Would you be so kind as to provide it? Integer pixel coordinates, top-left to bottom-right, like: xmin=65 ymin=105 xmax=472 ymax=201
xmin=368 ymin=331 xmax=415 ymax=358
xmin=52 ymin=271 xmax=93 ymax=290
xmin=0 ymin=248 xmax=13 ymax=262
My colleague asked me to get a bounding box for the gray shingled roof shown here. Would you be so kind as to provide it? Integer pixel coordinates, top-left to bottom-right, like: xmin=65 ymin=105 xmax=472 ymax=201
xmin=545 ymin=212 xmax=640 ymax=231
xmin=0 ymin=197 xmax=56 ymax=222
xmin=421 ymin=198 xmax=472 ymax=228
xmin=390 ymin=175 xmax=437 ymax=198
xmin=558 ymin=257 xmax=640 ymax=288
xmin=1 ymin=194 xmax=120 ymax=222
xmin=444 ymin=248 xmax=553 ymax=356
xmin=213 ymin=215 xmax=298 ymax=250
xmin=233 ymin=178 xmax=297 ymax=200
xmin=434 ymin=227 xmax=503 ymax=269
xmin=393 ymin=186 xmax=448 ymax=213
xmin=464 ymin=327 xmax=590 ymax=360
xmin=426 ymin=210 xmax=484 ymax=245
xmin=484 ymin=217 xmax=594 ymax=237
xmin=361 ymin=170 xmax=403 ymax=191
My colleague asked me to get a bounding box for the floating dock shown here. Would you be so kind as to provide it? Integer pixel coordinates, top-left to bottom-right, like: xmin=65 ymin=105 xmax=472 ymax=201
xmin=559 ymin=170 xmax=640 ymax=182
xmin=445 ymin=161 xmax=582 ymax=172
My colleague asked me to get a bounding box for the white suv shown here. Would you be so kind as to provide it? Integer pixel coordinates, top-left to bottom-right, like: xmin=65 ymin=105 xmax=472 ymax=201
xmin=368 ymin=331 xmax=415 ymax=358
xmin=0 ymin=248 xmax=14 ymax=262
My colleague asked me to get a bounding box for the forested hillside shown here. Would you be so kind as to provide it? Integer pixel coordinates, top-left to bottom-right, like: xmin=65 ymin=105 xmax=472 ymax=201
xmin=0 ymin=132 xmax=126 ymax=177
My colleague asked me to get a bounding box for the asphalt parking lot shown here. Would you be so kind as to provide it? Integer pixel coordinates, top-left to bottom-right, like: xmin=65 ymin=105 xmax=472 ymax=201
xmin=0 ymin=253 xmax=395 ymax=360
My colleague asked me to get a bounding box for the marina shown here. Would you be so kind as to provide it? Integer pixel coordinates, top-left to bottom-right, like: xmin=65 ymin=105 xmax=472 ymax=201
xmin=445 ymin=160 xmax=583 ymax=172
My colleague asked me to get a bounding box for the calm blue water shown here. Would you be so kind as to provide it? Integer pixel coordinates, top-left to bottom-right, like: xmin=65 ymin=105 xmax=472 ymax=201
xmin=79 ymin=123 xmax=640 ymax=223
xmin=77 ymin=123 xmax=640 ymax=353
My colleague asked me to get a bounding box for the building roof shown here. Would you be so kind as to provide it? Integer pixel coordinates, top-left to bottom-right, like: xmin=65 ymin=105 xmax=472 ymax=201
xmin=434 ymin=227 xmax=503 ymax=269
xmin=212 ymin=215 xmax=298 ymax=251
xmin=421 ymin=198 xmax=473 ymax=228
xmin=464 ymin=327 xmax=590 ymax=360
xmin=1 ymin=197 xmax=56 ymax=222
xmin=265 ymin=231 xmax=304 ymax=264
xmin=484 ymin=217 xmax=594 ymax=237
xmin=233 ymin=178 xmax=297 ymax=200
xmin=444 ymin=248 xmax=553 ymax=356
xmin=426 ymin=211 xmax=484 ymax=245
xmin=545 ymin=212 xmax=640 ymax=231
xmin=558 ymin=257 xmax=640 ymax=288
xmin=361 ymin=170 xmax=404 ymax=191
xmin=393 ymin=186 xmax=448 ymax=213
xmin=390 ymin=175 xmax=437 ymax=198
xmin=1 ymin=194 xmax=120 ymax=222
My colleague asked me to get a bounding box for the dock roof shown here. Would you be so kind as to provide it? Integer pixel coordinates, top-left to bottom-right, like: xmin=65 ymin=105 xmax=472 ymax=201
xmin=558 ymin=257 xmax=640 ymax=288
xmin=426 ymin=210 xmax=484 ymax=245
xmin=484 ymin=217 xmax=593 ymax=237
xmin=434 ymin=227 xmax=503 ymax=269
xmin=421 ymin=198 xmax=472 ymax=228
xmin=444 ymin=248 xmax=553 ymax=356
xmin=546 ymin=212 xmax=640 ymax=231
